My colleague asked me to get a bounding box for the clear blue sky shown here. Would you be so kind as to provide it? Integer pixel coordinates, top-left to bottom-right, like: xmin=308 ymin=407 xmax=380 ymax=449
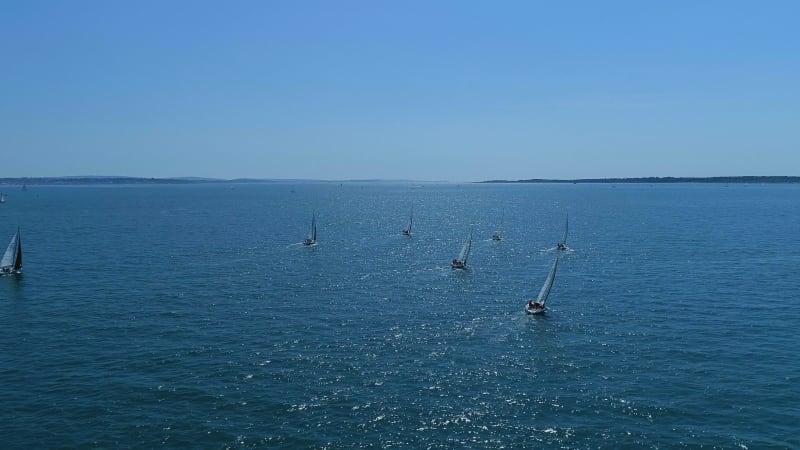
xmin=2 ymin=1 xmax=798 ymax=181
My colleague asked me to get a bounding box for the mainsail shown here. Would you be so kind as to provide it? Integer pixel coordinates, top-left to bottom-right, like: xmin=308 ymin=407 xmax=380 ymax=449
xmin=492 ymin=213 xmax=504 ymax=240
xmin=536 ymin=256 xmax=559 ymax=307
xmin=562 ymin=214 xmax=569 ymax=246
xmin=303 ymin=214 xmax=317 ymax=245
xmin=308 ymin=214 xmax=317 ymax=241
xmin=457 ymin=229 xmax=472 ymax=264
xmin=1 ymin=228 xmax=22 ymax=272
xmin=403 ymin=206 xmax=413 ymax=235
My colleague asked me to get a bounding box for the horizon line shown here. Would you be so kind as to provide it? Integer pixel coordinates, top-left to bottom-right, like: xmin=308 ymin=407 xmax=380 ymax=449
xmin=2 ymin=175 xmax=800 ymax=185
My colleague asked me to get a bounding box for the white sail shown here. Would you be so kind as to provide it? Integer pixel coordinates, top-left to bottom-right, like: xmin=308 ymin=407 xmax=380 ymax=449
xmin=457 ymin=242 xmax=468 ymax=261
xmin=536 ymin=256 xmax=559 ymax=306
xmin=451 ymin=229 xmax=472 ymax=269
xmin=1 ymin=229 xmax=20 ymax=270
xmin=492 ymin=213 xmax=504 ymax=240
xmin=303 ymin=214 xmax=317 ymax=245
xmin=403 ymin=206 xmax=413 ymax=235
xmin=562 ymin=214 xmax=569 ymax=245
xmin=457 ymin=229 xmax=472 ymax=263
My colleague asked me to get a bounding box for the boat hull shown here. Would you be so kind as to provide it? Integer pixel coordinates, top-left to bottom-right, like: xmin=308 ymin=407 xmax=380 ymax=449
xmin=526 ymin=307 xmax=545 ymax=315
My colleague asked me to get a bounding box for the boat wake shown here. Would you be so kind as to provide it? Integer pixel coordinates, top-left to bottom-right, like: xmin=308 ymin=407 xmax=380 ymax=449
xmin=289 ymin=242 xmax=316 ymax=248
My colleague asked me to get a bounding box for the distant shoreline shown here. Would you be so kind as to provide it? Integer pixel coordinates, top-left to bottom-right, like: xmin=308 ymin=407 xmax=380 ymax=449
xmin=0 ymin=176 xmax=799 ymax=185
xmin=480 ymin=176 xmax=800 ymax=184
xmin=0 ymin=177 xmax=219 ymax=186
xmin=0 ymin=177 xmax=433 ymax=186
xmin=0 ymin=177 xmax=355 ymax=186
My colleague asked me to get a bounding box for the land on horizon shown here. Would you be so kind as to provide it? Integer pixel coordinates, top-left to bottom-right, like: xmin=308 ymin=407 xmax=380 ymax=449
xmin=1 ymin=176 xmax=799 ymax=186
xmin=480 ymin=176 xmax=800 ymax=184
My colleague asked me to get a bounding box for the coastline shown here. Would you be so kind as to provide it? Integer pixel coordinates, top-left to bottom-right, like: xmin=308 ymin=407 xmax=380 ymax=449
xmin=479 ymin=176 xmax=800 ymax=184
xmin=1 ymin=175 xmax=799 ymax=186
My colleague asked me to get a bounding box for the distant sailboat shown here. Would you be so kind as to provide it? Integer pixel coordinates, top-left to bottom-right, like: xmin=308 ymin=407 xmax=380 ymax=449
xmin=526 ymin=256 xmax=558 ymax=315
xmin=402 ymin=206 xmax=413 ymax=236
xmin=451 ymin=229 xmax=473 ymax=269
xmin=0 ymin=228 xmax=23 ymax=276
xmin=0 ymin=192 xmax=5 ymax=203
xmin=303 ymin=214 xmax=317 ymax=246
xmin=491 ymin=213 xmax=504 ymax=241
xmin=557 ymin=214 xmax=569 ymax=251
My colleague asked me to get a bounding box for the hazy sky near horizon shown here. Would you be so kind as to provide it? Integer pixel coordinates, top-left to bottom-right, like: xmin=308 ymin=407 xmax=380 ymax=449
xmin=2 ymin=1 xmax=799 ymax=181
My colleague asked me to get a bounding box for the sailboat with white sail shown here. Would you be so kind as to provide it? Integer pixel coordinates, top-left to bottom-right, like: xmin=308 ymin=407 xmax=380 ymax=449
xmin=451 ymin=228 xmax=473 ymax=269
xmin=491 ymin=213 xmax=504 ymax=241
xmin=557 ymin=214 xmax=569 ymax=251
xmin=0 ymin=228 xmax=23 ymax=276
xmin=402 ymin=206 xmax=413 ymax=236
xmin=0 ymin=192 xmax=6 ymax=203
xmin=526 ymin=256 xmax=558 ymax=315
xmin=302 ymin=214 xmax=317 ymax=246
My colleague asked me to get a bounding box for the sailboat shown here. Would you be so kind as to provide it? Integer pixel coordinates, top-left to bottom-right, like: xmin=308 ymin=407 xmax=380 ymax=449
xmin=451 ymin=228 xmax=473 ymax=269
xmin=402 ymin=206 xmax=413 ymax=236
xmin=0 ymin=192 xmax=6 ymax=203
xmin=302 ymin=214 xmax=317 ymax=246
xmin=526 ymin=256 xmax=558 ymax=315
xmin=557 ymin=214 xmax=569 ymax=250
xmin=491 ymin=213 xmax=504 ymax=241
xmin=0 ymin=228 xmax=23 ymax=276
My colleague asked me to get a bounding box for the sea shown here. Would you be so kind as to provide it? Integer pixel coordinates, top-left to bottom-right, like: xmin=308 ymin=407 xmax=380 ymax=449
xmin=1 ymin=182 xmax=798 ymax=449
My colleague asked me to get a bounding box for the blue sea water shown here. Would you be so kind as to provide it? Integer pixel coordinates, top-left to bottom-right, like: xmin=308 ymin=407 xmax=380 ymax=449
xmin=1 ymin=182 xmax=798 ymax=448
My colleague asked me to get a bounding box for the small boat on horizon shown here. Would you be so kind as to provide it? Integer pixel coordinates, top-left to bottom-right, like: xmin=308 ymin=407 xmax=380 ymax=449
xmin=526 ymin=256 xmax=558 ymax=315
xmin=0 ymin=192 xmax=6 ymax=204
xmin=303 ymin=213 xmax=317 ymax=246
xmin=451 ymin=228 xmax=472 ymax=269
xmin=0 ymin=227 xmax=23 ymax=276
